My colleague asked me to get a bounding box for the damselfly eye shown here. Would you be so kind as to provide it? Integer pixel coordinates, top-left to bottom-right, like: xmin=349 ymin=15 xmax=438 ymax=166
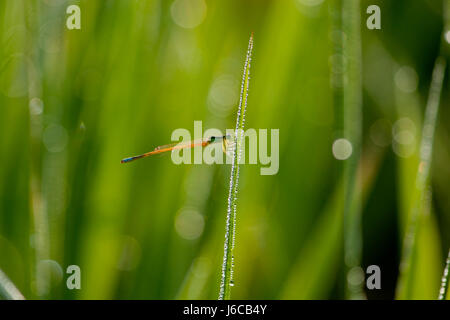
xmin=209 ymin=136 xmax=216 ymax=143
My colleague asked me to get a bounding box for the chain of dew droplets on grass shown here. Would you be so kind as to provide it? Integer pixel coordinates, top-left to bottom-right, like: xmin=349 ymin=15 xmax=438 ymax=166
xmin=219 ymin=33 xmax=253 ymax=300
xmin=438 ymin=250 xmax=450 ymax=300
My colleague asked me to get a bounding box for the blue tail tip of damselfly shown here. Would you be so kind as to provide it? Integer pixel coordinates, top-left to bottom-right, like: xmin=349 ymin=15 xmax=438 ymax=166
xmin=121 ymin=157 xmax=134 ymax=164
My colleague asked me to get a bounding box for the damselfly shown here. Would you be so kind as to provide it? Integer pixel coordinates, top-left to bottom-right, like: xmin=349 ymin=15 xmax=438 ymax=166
xmin=121 ymin=135 xmax=235 ymax=164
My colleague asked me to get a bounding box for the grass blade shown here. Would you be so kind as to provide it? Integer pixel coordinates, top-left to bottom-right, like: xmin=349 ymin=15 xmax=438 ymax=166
xmin=219 ymin=33 xmax=253 ymax=300
xmin=439 ymin=250 xmax=450 ymax=300
xmin=0 ymin=268 xmax=25 ymax=300
xmin=341 ymin=0 xmax=364 ymax=299
xmin=396 ymin=19 xmax=447 ymax=297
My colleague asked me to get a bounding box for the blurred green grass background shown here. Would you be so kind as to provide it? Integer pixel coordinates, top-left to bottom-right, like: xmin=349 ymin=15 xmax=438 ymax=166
xmin=0 ymin=0 xmax=449 ymax=299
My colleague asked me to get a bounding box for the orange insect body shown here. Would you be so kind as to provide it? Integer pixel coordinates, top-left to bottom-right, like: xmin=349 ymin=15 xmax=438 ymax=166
xmin=121 ymin=136 xmax=225 ymax=164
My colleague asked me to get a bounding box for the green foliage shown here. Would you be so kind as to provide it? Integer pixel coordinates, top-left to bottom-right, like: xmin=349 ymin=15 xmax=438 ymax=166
xmin=396 ymin=0 xmax=449 ymax=299
xmin=0 ymin=0 xmax=448 ymax=300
